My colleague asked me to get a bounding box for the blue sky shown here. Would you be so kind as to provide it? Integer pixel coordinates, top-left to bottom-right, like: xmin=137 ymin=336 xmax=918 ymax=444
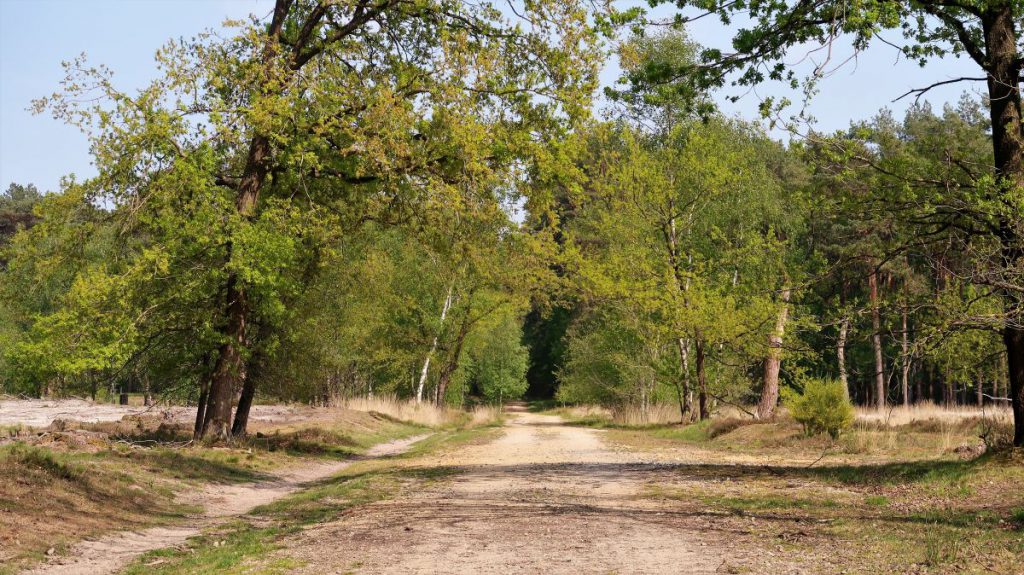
xmin=1 ymin=0 xmax=984 ymax=194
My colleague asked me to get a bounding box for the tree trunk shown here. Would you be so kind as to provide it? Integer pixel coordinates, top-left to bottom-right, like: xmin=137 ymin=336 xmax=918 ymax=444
xmin=757 ymin=286 xmax=791 ymax=419
xmin=436 ymin=313 xmax=472 ymax=408
xmin=1006 ymin=328 xmax=1024 ymax=445
xmin=200 ymin=1 xmax=291 ymax=440
xmin=981 ymin=4 xmax=1024 ymax=446
xmin=142 ymin=371 xmax=153 ymax=407
xmin=901 ymin=304 xmax=910 ymax=408
xmin=417 ymin=283 xmax=454 ymax=403
xmin=868 ymin=267 xmax=886 ymax=411
xmin=837 ymin=315 xmax=850 ymax=399
xmin=203 ymin=272 xmax=250 ymax=440
xmin=945 ymin=370 xmax=954 ymax=408
xmin=976 ymin=371 xmax=984 ymax=406
xmin=663 ymin=209 xmax=698 ymax=422
xmin=695 ymin=337 xmax=708 ymax=420
xmin=194 ymin=379 xmax=209 ymax=440
xmin=232 ymin=371 xmax=257 ymax=437
xmin=232 ymin=345 xmax=268 ymax=437
xmin=675 ymin=337 xmax=693 ymax=422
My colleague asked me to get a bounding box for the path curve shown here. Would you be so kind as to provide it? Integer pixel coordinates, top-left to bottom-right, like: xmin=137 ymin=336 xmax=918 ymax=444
xmin=22 ymin=434 xmax=429 ymax=575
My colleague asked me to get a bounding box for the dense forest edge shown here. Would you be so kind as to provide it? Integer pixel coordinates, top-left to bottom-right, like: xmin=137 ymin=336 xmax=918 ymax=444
xmin=0 ymin=0 xmax=1020 ymax=449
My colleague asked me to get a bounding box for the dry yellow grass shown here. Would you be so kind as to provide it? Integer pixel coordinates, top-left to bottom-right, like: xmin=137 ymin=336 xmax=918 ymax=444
xmin=340 ymin=395 xmax=500 ymax=428
xmin=855 ymin=402 xmax=1012 ymax=426
xmin=611 ymin=403 xmax=686 ymax=425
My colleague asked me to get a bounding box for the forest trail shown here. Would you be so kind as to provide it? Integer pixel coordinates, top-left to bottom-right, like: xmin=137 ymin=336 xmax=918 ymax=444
xmin=278 ymin=408 xmax=733 ymax=574
xmin=21 ymin=434 xmax=429 ymax=575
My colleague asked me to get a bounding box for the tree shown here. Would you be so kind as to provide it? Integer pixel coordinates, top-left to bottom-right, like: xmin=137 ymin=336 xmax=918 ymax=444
xmin=465 ymin=315 xmax=530 ymax=406
xmin=0 ymin=183 xmax=42 ymax=249
xmin=34 ymin=0 xmax=601 ymax=439
xmin=639 ymin=0 xmax=1024 ymax=444
xmin=555 ymin=115 xmax=796 ymax=421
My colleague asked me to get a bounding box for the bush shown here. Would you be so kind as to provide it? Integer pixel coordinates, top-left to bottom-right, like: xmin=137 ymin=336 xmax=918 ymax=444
xmin=784 ymin=378 xmax=854 ymax=440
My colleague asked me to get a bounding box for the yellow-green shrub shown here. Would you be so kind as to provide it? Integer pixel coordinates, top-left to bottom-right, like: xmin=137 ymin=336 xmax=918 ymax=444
xmin=784 ymin=378 xmax=854 ymax=439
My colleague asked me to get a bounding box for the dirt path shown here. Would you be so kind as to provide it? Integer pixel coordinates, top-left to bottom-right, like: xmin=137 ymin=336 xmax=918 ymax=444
xmin=278 ymin=411 xmax=751 ymax=574
xmin=22 ymin=434 xmax=429 ymax=575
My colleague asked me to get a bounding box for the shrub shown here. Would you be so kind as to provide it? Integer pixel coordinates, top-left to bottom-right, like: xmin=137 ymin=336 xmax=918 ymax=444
xmin=784 ymin=378 xmax=854 ymax=440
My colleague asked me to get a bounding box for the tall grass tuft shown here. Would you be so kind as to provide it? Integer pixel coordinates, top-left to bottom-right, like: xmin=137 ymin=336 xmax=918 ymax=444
xmin=610 ymin=403 xmax=686 ymax=426
xmin=340 ymin=395 xmax=500 ymax=428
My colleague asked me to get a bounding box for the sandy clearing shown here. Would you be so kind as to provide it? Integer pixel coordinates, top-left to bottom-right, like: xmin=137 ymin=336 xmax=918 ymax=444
xmin=20 ymin=434 xmax=429 ymax=575
xmin=0 ymin=398 xmax=307 ymax=429
xmin=277 ymin=411 xmax=752 ymax=574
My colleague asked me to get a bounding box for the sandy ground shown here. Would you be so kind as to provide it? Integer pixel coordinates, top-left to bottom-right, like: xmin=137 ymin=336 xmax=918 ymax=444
xmin=0 ymin=398 xmax=306 ymax=429
xmin=276 ymin=409 xmax=775 ymax=574
xmin=20 ymin=434 xmax=429 ymax=575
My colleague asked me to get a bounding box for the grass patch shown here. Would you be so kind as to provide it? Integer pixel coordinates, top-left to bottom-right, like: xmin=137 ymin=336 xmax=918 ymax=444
xmin=1010 ymin=506 xmax=1024 ymax=528
xmin=864 ymin=495 xmax=889 ymax=506
xmin=700 ymin=494 xmax=839 ymax=513
xmin=121 ymin=521 xmax=303 ymax=575
xmin=807 ymin=458 xmax=974 ymax=488
xmin=4 ymin=443 xmax=85 ymax=482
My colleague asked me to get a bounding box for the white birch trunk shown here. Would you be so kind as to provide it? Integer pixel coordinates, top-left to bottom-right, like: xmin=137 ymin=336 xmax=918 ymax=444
xmin=416 ymin=284 xmax=454 ymax=403
xmin=837 ymin=316 xmax=850 ymax=399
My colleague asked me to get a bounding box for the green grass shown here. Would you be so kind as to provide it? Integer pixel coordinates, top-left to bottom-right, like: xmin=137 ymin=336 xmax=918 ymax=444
xmin=121 ymin=521 xmax=303 ymax=575
xmin=863 ymin=495 xmax=889 ymax=506
xmin=700 ymin=494 xmax=840 ymax=513
xmin=3 ymin=443 xmax=86 ymax=482
xmin=1010 ymin=506 xmax=1024 ymax=528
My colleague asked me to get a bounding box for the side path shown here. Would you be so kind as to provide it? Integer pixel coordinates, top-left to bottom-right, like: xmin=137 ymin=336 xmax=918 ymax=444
xmin=273 ymin=410 xmax=757 ymax=574
xmin=22 ymin=434 xmax=429 ymax=575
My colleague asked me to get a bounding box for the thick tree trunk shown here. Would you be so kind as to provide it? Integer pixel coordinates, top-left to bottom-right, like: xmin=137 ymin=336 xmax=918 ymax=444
xmin=981 ymin=4 xmax=1024 ymax=446
xmin=868 ymin=267 xmax=886 ymax=411
xmin=232 ymin=341 xmax=268 ymax=437
xmin=232 ymin=372 xmax=257 ymax=437
xmin=695 ymin=337 xmax=708 ymax=420
xmin=837 ymin=315 xmax=850 ymax=398
xmin=757 ymin=287 xmax=791 ymax=419
xmin=203 ymin=273 xmax=250 ymax=440
xmin=417 ymin=283 xmax=454 ymax=403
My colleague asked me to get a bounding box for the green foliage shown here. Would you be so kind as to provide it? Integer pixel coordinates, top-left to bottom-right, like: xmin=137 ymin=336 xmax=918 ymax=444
xmin=0 ymin=182 xmax=42 ymax=245
xmin=784 ymin=378 xmax=854 ymax=440
xmin=0 ymin=1 xmax=601 ymax=407
xmin=464 ymin=316 xmax=530 ymax=404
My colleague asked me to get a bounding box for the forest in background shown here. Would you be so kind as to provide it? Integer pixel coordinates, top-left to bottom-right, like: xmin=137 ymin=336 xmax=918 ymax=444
xmin=0 ymin=0 xmax=1021 ymax=446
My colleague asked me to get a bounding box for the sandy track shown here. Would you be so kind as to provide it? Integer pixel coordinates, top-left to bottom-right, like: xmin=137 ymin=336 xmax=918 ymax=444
xmin=21 ymin=434 xmax=429 ymax=575
xmin=280 ymin=412 xmax=731 ymax=574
